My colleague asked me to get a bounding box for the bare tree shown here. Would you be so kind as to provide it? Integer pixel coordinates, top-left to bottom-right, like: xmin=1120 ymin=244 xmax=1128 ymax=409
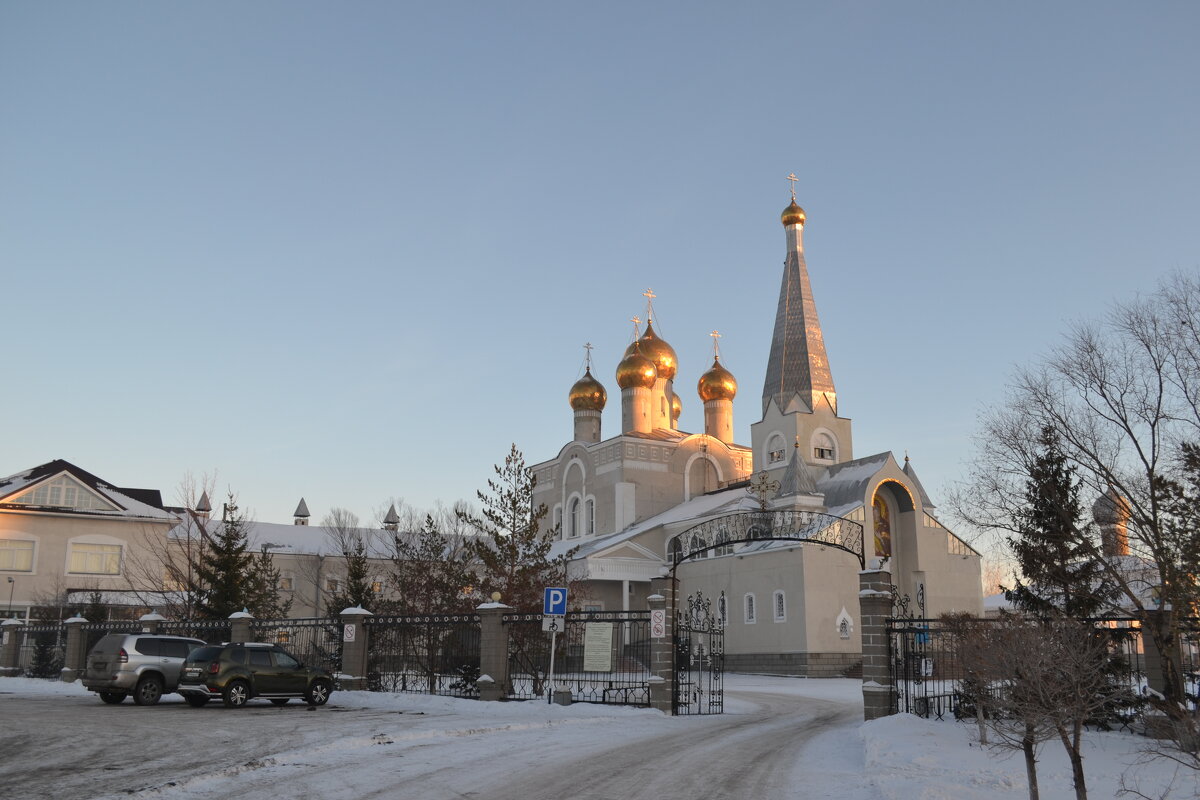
xmin=319 ymin=508 xmax=385 ymax=614
xmin=954 ymin=271 xmax=1200 ymax=744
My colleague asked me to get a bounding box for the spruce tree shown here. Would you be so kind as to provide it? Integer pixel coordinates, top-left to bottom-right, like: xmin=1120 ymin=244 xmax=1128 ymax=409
xmin=193 ymin=493 xmax=254 ymax=619
xmin=1006 ymin=427 xmax=1113 ymax=617
xmin=391 ymin=513 xmax=474 ymax=615
xmin=459 ymin=444 xmax=570 ymax=611
xmin=245 ymin=546 xmax=293 ymax=619
xmin=325 ymin=533 xmax=375 ymax=615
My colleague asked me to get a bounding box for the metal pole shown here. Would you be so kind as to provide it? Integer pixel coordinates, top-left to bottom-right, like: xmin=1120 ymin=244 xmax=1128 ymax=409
xmin=6 ymin=577 xmax=14 ymax=619
xmin=546 ymin=628 xmax=558 ymax=704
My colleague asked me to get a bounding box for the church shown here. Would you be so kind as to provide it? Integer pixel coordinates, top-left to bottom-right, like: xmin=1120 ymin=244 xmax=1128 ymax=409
xmin=536 ymin=188 xmax=983 ymax=676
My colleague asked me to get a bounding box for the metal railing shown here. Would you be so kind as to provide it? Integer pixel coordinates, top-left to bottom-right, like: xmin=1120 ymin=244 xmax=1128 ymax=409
xmin=364 ymin=614 xmax=481 ymax=698
xmin=251 ymin=618 xmax=343 ymax=678
xmin=17 ymin=623 xmax=66 ymax=679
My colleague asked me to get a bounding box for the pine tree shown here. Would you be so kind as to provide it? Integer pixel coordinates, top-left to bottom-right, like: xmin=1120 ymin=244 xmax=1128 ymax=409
xmin=391 ymin=513 xmax=474 ymax=615
xmin=193 ymin=494 xmax=254 ymax=619
xmin=321 ymin=509 xmax=379 ymax=615
xmin=245 ymin=546 xmax=293 ymax=619
xmin=1006 ymin=427 xmax=1114 ymax=617
xmin=459 ymin=444 xmax=571 ymax=611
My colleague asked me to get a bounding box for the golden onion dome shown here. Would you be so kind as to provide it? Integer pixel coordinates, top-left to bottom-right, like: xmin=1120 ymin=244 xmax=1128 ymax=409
xmin=670 ymin=391 xmax=682 ymax=421
xmin=568 ymin=368 xmax=607 ymax=412
xmin=697 ymin=357 xmax=738 ymax=401
xmin=781 ymin=199 xmax=806 ymax=227
xmin=623 ymin=321 xmax=678 ymax=381
xmin=615 ymin=347 xmax=657 ymax=389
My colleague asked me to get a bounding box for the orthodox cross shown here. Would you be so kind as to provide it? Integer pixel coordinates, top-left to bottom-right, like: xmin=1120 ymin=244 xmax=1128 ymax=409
xmin=748 ymin=471 xmax=779 ymax=511
xmin=642 ymin=288 xmax=657 ymax=324
xmin=630 ymin=315 xmax=641 ymax=340
xmin=583 ymin=342 xmax=594 ymax=371
xmin=710 ymin=329 xmax=722 ymax=359
xmin=786 ymin=172 xmax=799 ymax=201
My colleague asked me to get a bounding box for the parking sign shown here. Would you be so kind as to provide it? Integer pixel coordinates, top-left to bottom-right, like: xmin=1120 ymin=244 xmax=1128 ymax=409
xmin=543 ymin=587 xmax=567 ymax=616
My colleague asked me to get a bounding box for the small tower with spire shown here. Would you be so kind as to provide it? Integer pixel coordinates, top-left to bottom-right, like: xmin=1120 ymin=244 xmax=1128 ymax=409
xmin=194 ymin=491 xmax=212 ymax=522
xmin=697 ymin=330 xmax=738 ymax=444
xmin=568 ymin=343 xmax=607 ymax=443
xmin=383 ymin=503 xmax=400 ymax=533
xmin=293 ymin=498 xmax=310 ymax=526
xmin=616 ymin=318 xmax=657 ymax=434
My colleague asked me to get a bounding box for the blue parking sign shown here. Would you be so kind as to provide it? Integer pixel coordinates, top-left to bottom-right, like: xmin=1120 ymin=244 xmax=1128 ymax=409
xmin=543 ymin=587 xmax=568 ymax=616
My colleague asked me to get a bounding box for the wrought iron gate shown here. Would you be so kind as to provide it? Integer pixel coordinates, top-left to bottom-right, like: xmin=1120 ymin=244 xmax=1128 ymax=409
xmin=673 ymin=591 xmax=724 ymax=715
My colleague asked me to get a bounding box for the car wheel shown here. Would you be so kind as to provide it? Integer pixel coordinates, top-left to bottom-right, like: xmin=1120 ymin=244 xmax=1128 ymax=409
xmin=133 ymin=675 xmax=164 ymax=706
xmin=99 ymin=691 xmax=126 ymax=705
xmin=222 ymin=680 xmax=250 ymax=708
xmin=185 ymin=695 xmax=210 ymax=708
xmin=305 ymin=679 xmax=331 ymax=706
xmin=270 ymin=698 xmax=289 ymax=706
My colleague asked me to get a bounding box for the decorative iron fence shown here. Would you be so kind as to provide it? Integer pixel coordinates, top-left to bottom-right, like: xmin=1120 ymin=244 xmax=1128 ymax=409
xmin=889 ymin=616 xmax=1199 ymax=725
xmin=364 ymin=614 xmax=481 ymax=698
xmin=503 ymin=611 xmax=653 ymax=705
xmin=80 ymin=620 xmax=144 ymax=654
xmin=251 ymin=618 xmax=343 ymax=678
xmin=17 ymin=623 xmax=66 ymax=679
xmin=159 ymin=619 xmax=233 ymax=644
xmin=673 ymin=593 xmax=724 ymax=715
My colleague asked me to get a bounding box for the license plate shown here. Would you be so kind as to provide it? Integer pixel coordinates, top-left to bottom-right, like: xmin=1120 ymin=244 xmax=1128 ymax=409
xmin=184 ymin=669 xmax=200 ymax=678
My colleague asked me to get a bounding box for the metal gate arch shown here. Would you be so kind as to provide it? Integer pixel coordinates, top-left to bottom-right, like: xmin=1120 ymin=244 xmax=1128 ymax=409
xmin=673 ymin=591 xmax=724 ymax=715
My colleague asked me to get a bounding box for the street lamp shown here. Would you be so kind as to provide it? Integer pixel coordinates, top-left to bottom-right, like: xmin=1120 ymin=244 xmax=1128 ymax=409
xmin=5 ymin=577 xmax=14 ymax=620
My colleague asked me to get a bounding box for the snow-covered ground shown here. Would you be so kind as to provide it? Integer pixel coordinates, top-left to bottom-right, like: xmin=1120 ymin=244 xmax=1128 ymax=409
xmin=0 ymin=674 xmax=1191 ymax=799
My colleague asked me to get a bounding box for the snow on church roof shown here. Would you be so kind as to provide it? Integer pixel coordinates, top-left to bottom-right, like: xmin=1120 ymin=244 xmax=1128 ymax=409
xmin=169 ymin=517 xmax=395 ymax=558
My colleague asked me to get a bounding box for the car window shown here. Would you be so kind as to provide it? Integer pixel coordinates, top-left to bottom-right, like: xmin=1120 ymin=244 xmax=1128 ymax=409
xmin=160 ymin=640 xmax=191 ymax=658
xmin=185 ymin=646 xmax=222 ymax=664
xmin=88 ymin=634 xmax=125 ymax=655
xmin=248 ymin=649 xmax=272 ymax=667
xmin=273 ymin=650 xmax=300 ymax=669
xmin=134 ymin=638 xmax=161 ymax=657
xmin=230 ymin=647 xmax=247 ymax=664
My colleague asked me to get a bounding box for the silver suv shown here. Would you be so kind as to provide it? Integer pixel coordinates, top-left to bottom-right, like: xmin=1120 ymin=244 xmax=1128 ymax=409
xmin=82 ymin=634 xmax=208 ymax=705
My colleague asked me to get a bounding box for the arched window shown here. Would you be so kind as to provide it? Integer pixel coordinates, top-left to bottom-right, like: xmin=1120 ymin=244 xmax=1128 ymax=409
xmin=585 ymin=499 xmax=595 ymax=535
xmin=766 ymin=433 xmax=786 ymax=465
xmin=569 ymin=498 xmax=580 ymax=538
xmin=812 ymin=432 xmax=836 ymax=462
xmin=714 ymin=527 xmax=732 ymax=557
xmin=554 ymin=506 xmax=563 ymax=537
xmin=744 ymin=593 xmax=757 ymax=624
xmin=773 ymin=590 xmax=786 ymax=623
xmin=668 ymin=537 xmax=683 ymax=563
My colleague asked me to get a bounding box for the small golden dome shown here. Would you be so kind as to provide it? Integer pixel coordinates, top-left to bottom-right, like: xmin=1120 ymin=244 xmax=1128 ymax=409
xmin=623 ymin=321 xmax=677 ymax=381
xmin=697 ymin=357 xmax=738 ymax=401
xmin=616 ymin=347 xmax=657 ymax=389
xmin=670 ymin=391 xmax=682 ymax=421
xmin=569 ymin=368 xmax=607 ymax=411
xmin=781 ymin=199 xmax=806 ymax=227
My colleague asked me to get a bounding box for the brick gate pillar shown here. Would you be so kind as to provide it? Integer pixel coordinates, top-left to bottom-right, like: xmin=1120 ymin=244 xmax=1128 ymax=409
xmin=228 ymin=609 xmax=254 ymax=643
xmin=476 ymin=601 xmax=512 ymax=701
xmin=138 ymin=612 xmax=165 ymax=634
xmin=859 ymin=566 xmax=894 ymax=721
xmin=61 ymin=615 xmax=89 ymax=682
xmin=647 ymin=574 xmax=675 ymax=714
xmin=0 ymin=619 xmax=25 ymax=676
xmin=338 ymin=606 xmax=372 ymax=690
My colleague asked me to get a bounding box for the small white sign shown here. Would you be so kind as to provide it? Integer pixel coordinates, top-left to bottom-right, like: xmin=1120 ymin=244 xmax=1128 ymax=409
xmin=542 ymin=615 xmax=565 ymax=633
xmin=343 ymin=623 xmax=357 ymax=643
xmin=650 ymin=609 xmax=666 ymax=638
xmin=583 ymin=622 xmax=614 ymax=672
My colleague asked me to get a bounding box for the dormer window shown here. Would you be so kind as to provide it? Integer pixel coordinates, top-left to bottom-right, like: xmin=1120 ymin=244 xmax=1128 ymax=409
xmin=7 ymin=474 xmax=117 ymax=512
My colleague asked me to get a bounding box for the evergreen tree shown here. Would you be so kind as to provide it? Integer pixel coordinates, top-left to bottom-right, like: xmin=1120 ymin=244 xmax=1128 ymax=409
xmin=193 ymin=493 xmax=254 ymax=619
xmin=245 ymin=546 xmax=293 ymax=619
xmin=321 ymin=509 xmax=379 ymax=615
xmin=1006 ymin=427 xmax=1114 ymax=617
xmin=459 ymin=444 xmax=571 ymax=611
xmin=391 ymin=513 xmax=474 ymax=615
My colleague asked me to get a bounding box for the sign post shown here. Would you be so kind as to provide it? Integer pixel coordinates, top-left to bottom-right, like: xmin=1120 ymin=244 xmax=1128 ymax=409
xmin=543 ymin=587 xmax=567 ymax=703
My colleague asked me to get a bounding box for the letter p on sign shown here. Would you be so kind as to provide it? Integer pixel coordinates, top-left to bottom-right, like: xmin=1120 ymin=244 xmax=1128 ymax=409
xmin=543 ymin=587 xmax=568 ymax=616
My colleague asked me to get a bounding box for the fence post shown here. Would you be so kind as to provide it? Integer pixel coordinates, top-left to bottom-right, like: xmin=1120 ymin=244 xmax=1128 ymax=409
xmin=338 ymin=607 xmax=372 ymax=690
xmin=647 ymin=575 xmax=674 ymax=714
xmin=476 ymin=601 xmax=511 ymax=701
xmin=0 ymin=619 xmax=26 ymax=676
xmin=859 ymin=566 xmax=894 ymax=721
xmin=61 ymin=615 xmax=89 ymax=682
xmin=228 ymin=609 xmax=254 ymax=643
xmin=139 ymin=612 xmax=165 ymax=634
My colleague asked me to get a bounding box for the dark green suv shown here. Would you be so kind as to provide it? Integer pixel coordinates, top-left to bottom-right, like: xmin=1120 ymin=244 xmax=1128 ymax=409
xmin=177 ymin=642 xmax=334 ymax=708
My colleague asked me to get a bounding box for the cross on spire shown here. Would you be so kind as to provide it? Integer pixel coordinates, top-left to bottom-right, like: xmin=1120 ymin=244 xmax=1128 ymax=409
xmin=786 ymin=172 xmax=799 ymax=201
xmin=710 ymin=329 xmax=722 ymax=359
xmin=583 ymin=342 xmax=594 ymax=371
xmin=642 ymin=288 xmax=657 ymax=325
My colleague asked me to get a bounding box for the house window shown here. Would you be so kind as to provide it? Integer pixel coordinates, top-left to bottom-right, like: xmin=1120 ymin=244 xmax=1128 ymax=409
xmin=68 ymin=543 xmax=121 ymax=575
xmin=812 ymin=432 xmax=836 ymax=462
xmin=278 ymin=575 xmax=294 ymax=591
xmin=326 ymin=577 xmax=340 ymax=593
xmin=0 ymin=540 xmax=34 ymax=572
xmin=585 ymin=499 xmax=595 ymax=535
xmin=773 ymin=590 xmax=786 ymax=623
xmin=744 ymin=593 xmax=756 ymax=624
xmin=7 ymin=474 xmax=116 ymax=512
xmin=766 ymin=434 xmax=786 ymax=464
xmin=371 ymin=581 xmax=383 ymax=594
xmin=569 ymin=498 xmax=580 ymax=538
xmin=769 ymin=448 xmax=785 ymax=464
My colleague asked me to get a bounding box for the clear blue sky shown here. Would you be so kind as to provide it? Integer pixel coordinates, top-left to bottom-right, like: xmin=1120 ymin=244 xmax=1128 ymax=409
xmin=3 ymin=2 xmax=1197 ymax=532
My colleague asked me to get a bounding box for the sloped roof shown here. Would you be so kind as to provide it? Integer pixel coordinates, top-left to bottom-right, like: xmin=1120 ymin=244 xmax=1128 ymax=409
xmin=170 ymin=517 xmax=396 ymax=558
xmin=817 ymin=452 xmax=893 ymax=509
xmin=0 ymin=459 xmax=175 ymax=521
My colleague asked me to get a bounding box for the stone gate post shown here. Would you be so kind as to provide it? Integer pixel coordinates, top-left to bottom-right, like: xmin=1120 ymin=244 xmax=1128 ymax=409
xmin=228 ymin=609 xmax=254 ymax=643
xmin=859 ymin=566 xmax=894 ymax=721
xmin=0 ymin=619 xmax=26 ymax=676
xmin=475 ymin=601 xmax=511 ymax=701
xmin=647 ymin=574 xmax=675 ymax=714
xmin=61 ymin=615 xmax=89 ymax=682
xmin=139 ymin=612 xmax=165 ymax=634
xmin=339 ymin=606 xmax=372 ymax=690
